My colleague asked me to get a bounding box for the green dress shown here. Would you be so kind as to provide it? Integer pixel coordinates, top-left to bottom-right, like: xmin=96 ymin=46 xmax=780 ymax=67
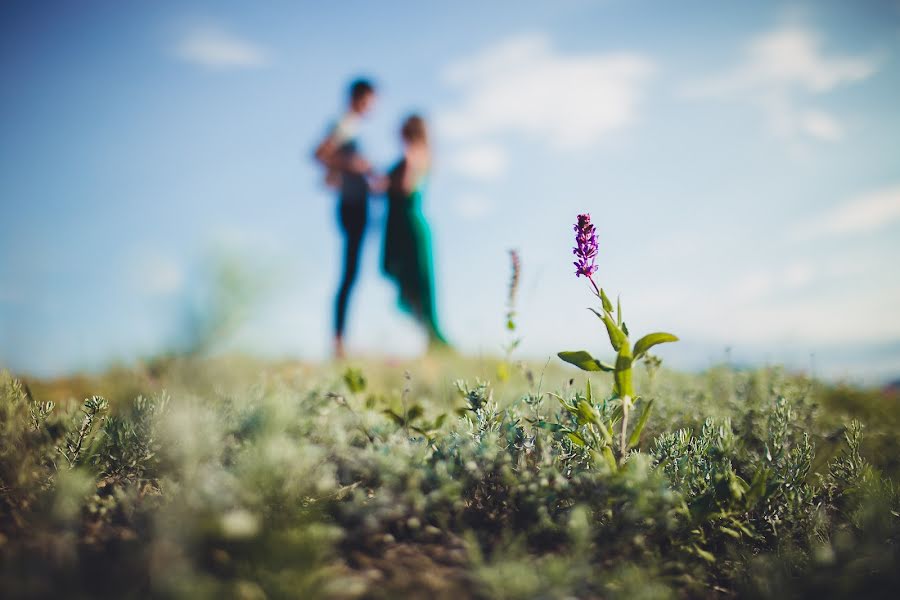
xmin=382 ymin=159 xmax=448 ymax=346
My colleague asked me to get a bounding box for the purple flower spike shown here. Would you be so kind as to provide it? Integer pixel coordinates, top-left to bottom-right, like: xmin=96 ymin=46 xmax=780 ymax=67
xmin=573 ymin=213 xmax=598 ymax=278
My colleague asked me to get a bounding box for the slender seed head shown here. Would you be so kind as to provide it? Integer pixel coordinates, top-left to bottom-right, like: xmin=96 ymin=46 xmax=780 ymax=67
xmin=508 ymin=249 xmax=521 ymax=308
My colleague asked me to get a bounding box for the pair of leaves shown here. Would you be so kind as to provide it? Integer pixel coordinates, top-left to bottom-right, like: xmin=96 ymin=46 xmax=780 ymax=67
xmin=548 ymin=388 xmax=615 ymax=447
xmin=383 ymin=404 xmax=423 ymax=426
xmin=343 ymin=367 xmax=367 ymax=394
xmin=411 ymin=413 xmax=447 ymax=436
xmin=558 ymin=332 xmax=679 ymax=374
xmin=534 ymin=419 xmax=588 ymax=448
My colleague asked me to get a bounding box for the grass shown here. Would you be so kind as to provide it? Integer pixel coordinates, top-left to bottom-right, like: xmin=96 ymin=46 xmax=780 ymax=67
xmin=1 ymin=354 xmax=898 ymax=599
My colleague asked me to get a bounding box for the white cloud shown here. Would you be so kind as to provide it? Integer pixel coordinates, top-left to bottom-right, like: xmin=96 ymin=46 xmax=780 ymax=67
xmin=454 ymin=193 xmax=494 ymax=220
xmin=695 ymin=286 xmax=900 ymax=347
xmin=447 ymin=142 xmax=509 ymax=180
xmin=728 ymin=270 xmax=776 ymax=301
xmin=689 ymin=26 xmax=874 ymax=95
xmin=794 ymin=184 xmax=900 ymax=239
xmin=798 ymin=109 xmax=843 ymax=141
xmin=648 ymin=258 xmax=898 ymax=348
xmin=726 ymin=261 xmax=816 ymax=302
xmin=436 ymin=33 xmax=654 ymax=152
xmin=782 ymin=262 xmax=816 ymax=287
xmin=175 ymin=27 xmax=269 ymax=70
xmin=685 ymin=26 xmax=876 ymax=143
xmin=134 ymin=254 xmax=184 ymax=296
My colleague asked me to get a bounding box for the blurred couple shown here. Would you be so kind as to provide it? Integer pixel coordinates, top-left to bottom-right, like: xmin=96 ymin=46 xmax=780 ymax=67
xmin=314 ymin=78 xmax=449 ymax=358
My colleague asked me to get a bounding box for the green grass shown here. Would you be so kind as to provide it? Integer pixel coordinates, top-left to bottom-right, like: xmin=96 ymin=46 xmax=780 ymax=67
xmin=1 ymin=355 xmax=898 ymax=599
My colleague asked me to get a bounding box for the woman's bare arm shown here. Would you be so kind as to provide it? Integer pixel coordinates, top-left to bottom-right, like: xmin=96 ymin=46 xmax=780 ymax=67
xmin=401 ymin=145 xmax=429 ymax=195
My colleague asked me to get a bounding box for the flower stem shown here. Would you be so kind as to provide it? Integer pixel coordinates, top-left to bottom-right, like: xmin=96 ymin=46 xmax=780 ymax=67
xmin=587 ymin=275 xmax=601 ymax=298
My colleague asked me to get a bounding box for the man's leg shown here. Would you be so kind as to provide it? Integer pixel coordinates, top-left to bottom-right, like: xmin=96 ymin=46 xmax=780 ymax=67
xmin=334 ymin=201 xmax=366 ymax=355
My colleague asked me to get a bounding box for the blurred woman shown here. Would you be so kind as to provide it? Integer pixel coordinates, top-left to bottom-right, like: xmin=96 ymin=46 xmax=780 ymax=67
xmin=382 ymin=115 xmax=449 ymax=348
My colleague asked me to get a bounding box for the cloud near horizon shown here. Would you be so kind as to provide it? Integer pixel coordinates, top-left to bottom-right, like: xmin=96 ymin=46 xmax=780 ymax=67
xmin=793 ymin=184 xmax=900 ymax=240
xmin=174 ymin=26 xmax=269 ymax=70
xmin=436 ymin=33 xmax=654 ymax=179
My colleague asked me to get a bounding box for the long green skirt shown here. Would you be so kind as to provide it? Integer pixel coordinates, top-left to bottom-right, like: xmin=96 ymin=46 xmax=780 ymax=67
xmin=382 ymin=187 xmax=448 ymax=346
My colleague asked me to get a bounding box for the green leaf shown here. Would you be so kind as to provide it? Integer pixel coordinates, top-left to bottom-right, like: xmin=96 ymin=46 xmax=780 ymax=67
xmin=746 ymin=469 xmax=769 ymax=507
xmin=433 ymin=414 xmax=447 ymax=429
xmin=546 ymin=392 xmax=579 ymax=415
xmin=601 ymin=446 xmax=618 ymax=471
xmin=343 ymin=367 xmax=367 ymax=394
xmin=558 ymin=351 xmax=614 ymax=372
xmin=610 ymin=403 xmax=623 ymax=425
xmin=406 ymin=404 xmax=424 ymax=421
xmin=576 ymin=400 xmax=600 ymax=426
xmin=693 ymin=545 xmax=716 ymax=564
xmin=616 ymin=296 xmax=623 ymax=327
xmin=585 ymin=379 xmax=592 ymax=404
xmin=382 ymin=410 xmax=405 ymax=426
xmin=535 ymin=420 xmax=565 ymax=432
xmin=613 ymin=344 xmax=634 ymax=398
xmin=729 ymin=473 xmax=748 ymax=500
xmin=632 ymin=332 xmax=679 ymax=360
xmin=719 ymin=526 xmax=742 ymax=540
xmin=628 ymin=399 xmax=654 ymax=447
xmin=567 ymin=432 xmax=587 ymax=447
xmin=599 ymin=288 xmax=614 ymax=313
xmin=727 ymin=518 xmax=756 ymax=538
xmin=595 ymin=419 xmax=614 ymax=446
xmin=598 ymin=311 xmax=627 ymax=352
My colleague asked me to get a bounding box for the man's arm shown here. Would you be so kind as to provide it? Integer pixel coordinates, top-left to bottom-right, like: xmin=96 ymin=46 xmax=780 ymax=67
xmin=313 ymin=135 xmax=342 ymax=169
xmin=313 ymin=133 xmax=370 ymax=174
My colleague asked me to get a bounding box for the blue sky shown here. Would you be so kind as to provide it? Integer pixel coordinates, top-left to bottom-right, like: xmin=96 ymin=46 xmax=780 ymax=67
xmin=2 ymin=1 xmax=899 ymax=382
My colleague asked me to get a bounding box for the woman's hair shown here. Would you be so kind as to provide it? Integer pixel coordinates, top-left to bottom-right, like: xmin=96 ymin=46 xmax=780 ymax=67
xmin=401 ymin=114 xmax=428 ymax=145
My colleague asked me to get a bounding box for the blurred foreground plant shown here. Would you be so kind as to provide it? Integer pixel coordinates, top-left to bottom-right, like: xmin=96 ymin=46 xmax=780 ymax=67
xmin=2 ymin=358 xmax=898 ymax=598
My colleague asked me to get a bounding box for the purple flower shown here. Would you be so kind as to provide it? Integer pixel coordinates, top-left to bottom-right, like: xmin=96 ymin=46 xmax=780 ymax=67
xmin=573 ymin=213 xmax=598 ymax=278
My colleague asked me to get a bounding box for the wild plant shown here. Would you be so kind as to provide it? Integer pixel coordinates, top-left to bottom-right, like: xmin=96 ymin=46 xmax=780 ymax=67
xmin=457 ymin=379 xmax=502 ymax=443
xmin=59 ymin=395 xmax=108 ymax=468
xmin=557 ymin=213 xmax=678 ymax=463
xmin=503 ymin=248 xmax=522 ymax=367
xmin=96 ymin=392 xmax=169 ymax=480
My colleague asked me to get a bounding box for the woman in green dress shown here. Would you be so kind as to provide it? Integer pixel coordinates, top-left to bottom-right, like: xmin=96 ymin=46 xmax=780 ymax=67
xmin=382 ymin=115 xmax=449 ymax=348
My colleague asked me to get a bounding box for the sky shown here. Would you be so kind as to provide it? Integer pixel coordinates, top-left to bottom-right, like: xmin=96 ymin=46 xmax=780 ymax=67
xmin=2 ymin=0 xmax=900 ymax=383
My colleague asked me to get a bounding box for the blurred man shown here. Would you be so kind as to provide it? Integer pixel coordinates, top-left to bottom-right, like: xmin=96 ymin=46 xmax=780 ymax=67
xmin=314 ymin=78 xmax=378 ymax=358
